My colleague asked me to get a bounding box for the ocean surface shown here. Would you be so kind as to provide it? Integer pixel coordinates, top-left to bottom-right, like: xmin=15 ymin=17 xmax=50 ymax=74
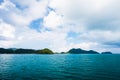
xmin=0 ymin=54 xmax=120 ymax=80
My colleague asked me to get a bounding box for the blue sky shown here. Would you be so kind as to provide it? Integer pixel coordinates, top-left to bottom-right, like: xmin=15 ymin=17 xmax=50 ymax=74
xmin=0 ymin=0 xmax=3 ymax=2
xmin=29 ymin=18 xmax=43 ymax=32
xmin=0 ymin=0 xmax=120 ymax=53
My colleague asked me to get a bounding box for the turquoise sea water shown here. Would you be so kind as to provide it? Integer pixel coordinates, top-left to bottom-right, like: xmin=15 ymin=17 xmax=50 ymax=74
xmin=0 ymin=54 xmax=120 ymax=80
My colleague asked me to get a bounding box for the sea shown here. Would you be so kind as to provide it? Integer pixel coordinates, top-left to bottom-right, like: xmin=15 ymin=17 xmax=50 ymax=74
xmin=0 ymin=54 xmax=120 ymax=80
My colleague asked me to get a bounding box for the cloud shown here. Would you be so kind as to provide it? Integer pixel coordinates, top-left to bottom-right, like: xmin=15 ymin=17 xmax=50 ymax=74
xmin=0 ymin=19 xmax=16 ymax=47
xmin=0 ymin=0 xmax=120 ymax=52
xmin=68 ymin=0 xmax=120 ymax=31
xmin=43 ymin=11 xmax=63 ymax=29
xmin=47 ymin=0 xmax=120 ymax=52
xmin=0 ymin=19 xmax=15 ymax=40
xmin=0 ymin=0 xmax=48 ymax=26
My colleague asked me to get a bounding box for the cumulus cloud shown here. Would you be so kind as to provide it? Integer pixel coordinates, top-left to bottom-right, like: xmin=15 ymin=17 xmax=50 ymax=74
xmin=48 ymin=0 xmax=120 ymax=52
xmin=43 ymin=11 xmax=63 ymax=29
xmin=0 ymin=19 xmax=16 ymax=47
xmin=0 ymin=19 xmax=15 ymax=40
xmin=0 ymin=0 xmax=48 ymax=26
xmin=0 ymin=0 xmax=120 ymax=52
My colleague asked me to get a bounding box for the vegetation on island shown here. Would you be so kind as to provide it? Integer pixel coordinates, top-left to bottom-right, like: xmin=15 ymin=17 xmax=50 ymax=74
xmin=36 ymin=48 xmax=54 ymax=54
xmin=0 ymin=48 xmax=54 ymax=54
xmin=67 ymin=48 xmax=99 ymax=54
xmin=0 ymin=48 xmax=113 ymax=54
xmin=101 ymin=52 xmax=113 ymax=54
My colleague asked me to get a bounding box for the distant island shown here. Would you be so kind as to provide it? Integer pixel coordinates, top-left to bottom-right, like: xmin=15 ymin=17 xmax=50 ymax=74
xmin=67 ymin=48 xmax=99 ymax=54
xmin=0 ymin=48 xmax=112 ymax=54
xmin=101 ymin=52 xmax=113 ymax=54
xmin=0 ymin=48 xmax=54 ymax=54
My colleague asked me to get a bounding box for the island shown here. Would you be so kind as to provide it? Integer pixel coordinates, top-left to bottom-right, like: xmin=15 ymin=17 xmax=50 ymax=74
xmin=36 ymin=48 xmax=54 ymax=54
xmin=67 ymin=48 xmax=99 ymax=54
xmin=0 ymin=48 xmax=113 ymax=54
xmin=101 ymin=52 xmax=112 ymax=54
xmin=0 ymin=48 xmax=54 ymax=54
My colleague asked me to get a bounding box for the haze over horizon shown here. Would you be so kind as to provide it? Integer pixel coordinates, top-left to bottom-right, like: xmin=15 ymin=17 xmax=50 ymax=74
xmin=0 ymin=0 xmax=120 ymax=53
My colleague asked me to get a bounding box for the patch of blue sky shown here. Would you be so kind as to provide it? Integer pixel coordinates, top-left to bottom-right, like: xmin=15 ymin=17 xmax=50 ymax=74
xmin=29 ymin=7 xmax=54 ymax=32
xmin=67 ymin=31 xmax=80 ymax=44
xmin=67 ymin=31 xmax=79 ymax=38
xmin=104 ymin=42 xmax=120 ymax=48
xmin=9 ymin=0 xmax=27 ymax=10
xmin=0 ymin=0 xmax=3 ymax=4
xmin=29 ymin=18 xmax=43 ymax=32
xmin=15 ymin=3 xmax=28 ymax=10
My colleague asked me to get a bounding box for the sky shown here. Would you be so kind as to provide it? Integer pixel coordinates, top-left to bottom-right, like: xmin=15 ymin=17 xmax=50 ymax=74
xmin=0 ymin=0 xmax=120 ymax=53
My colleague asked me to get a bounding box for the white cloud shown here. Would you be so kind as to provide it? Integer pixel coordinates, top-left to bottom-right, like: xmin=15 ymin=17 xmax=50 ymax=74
xmin=0 ymin=19 xmax=15 ymax=39
xmin=0 ymin=0 xmax=48 ymax=26
xmin=0 ymin=0 xmax=120 ymax=53
xmin=0 ymin=41 xmax=15 ymax=48
xmin=79 ymin=31 xmax=120 ymax=42
xmin=24 ymin=0 xmax=48 ymax=20
xmin=48 ymin=0 xmax=69 ymax=15
xmin=0 ymin=0 xmax=15 ymax=10
xmin=43 ymin=11 xmax=63 ymax=29
xmin=0 ymin=19 xmax=16 ymax=48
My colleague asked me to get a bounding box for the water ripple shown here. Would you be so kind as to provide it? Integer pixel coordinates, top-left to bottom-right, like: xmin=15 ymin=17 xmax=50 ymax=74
xmin=0 ymin=54 xmax=120 ymax=80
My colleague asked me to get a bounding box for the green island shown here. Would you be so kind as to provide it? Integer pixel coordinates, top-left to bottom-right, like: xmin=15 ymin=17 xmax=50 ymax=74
xmin=0 ymin=48 xmax=112 ymax=54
